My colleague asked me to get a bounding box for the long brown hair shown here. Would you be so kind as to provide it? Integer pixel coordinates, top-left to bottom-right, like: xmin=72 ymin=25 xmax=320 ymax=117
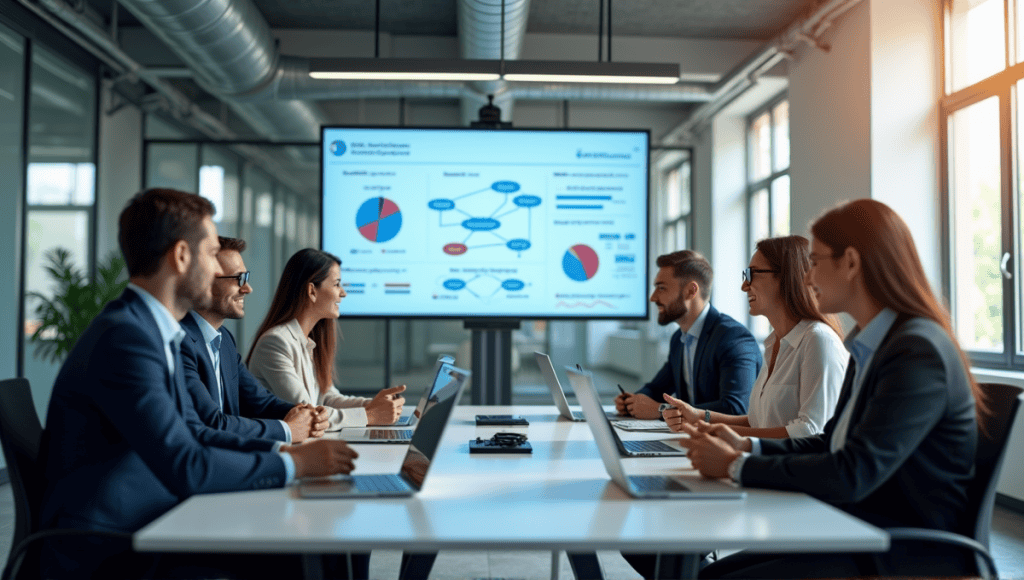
xmin=247 ymin=248 xmax=341 ymax=395
xmin=810 ymin=199 xmax=985 ymax=418
xmin=755 ymin=235 xmax=843 ymax=338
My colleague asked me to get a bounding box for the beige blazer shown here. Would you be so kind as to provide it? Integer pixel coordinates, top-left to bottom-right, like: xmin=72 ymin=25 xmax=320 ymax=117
xmin=248 ymin=319 xmax=369 ymax=430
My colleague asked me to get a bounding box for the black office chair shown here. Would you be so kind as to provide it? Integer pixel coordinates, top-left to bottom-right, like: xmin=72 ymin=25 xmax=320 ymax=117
xmin=0 ymin=378 xmax=129 ymax=580
xmin=868 ymin=382 xmax=1023 ymax=580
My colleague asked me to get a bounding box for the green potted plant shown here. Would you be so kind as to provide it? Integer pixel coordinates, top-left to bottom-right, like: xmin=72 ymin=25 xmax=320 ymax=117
xmin=27 ymin=247 xmax=129 ymax=364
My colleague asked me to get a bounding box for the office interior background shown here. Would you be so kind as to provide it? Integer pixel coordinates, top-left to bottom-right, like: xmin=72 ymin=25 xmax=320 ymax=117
xmin=1 ymin=0 xmax=1024 ymax=570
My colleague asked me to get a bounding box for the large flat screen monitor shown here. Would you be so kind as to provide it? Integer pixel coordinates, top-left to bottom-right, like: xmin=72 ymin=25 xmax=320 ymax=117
xmin=321 ymin=126 xmax=650 ymax=319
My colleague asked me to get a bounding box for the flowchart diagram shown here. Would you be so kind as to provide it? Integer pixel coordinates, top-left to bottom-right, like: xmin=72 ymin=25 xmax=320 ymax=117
xmin=428 ymin=180 xmax=541 ymax=257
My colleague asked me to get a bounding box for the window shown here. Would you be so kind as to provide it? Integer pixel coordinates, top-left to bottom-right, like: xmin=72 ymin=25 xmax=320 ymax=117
xmin=942 ymin=0 xmax=1024 ymax=368
xmin=661 ymin=155 xmax=692 ymax=254
xmin=746 ymin=95 xmax=790 ymax=337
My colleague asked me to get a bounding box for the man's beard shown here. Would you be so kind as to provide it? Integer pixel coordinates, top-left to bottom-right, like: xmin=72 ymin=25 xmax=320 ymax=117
xmin=209 ymin=288 xmax=243 ymax=320
xmin=657 ymin=296 xmax=687 ymax=326
xmin=179 ymin=259 xmax=212 ymax=311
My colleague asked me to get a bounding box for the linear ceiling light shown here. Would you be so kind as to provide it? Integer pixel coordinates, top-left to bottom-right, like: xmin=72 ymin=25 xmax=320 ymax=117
xmin=502 ymin=60 xmax=681 ymax=84
xmin=309 ymin=58 xmax=501 ymax=82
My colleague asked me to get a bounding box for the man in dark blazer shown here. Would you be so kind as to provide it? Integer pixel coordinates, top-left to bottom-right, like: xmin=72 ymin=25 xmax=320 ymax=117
xmin=39 ymin=188 xmax=359 ymax=579
xmin=617 ymin=250 xmax=762 ymax=418
xmin=180 ymin=236 xmax=327 ymax=443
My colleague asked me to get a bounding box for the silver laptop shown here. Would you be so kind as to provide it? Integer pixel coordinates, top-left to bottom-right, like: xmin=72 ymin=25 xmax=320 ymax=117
xmin=341 ymin=356 xmax=455 ymax=443
xmin=534 ymin=351 xmax=619 ymax=422
xmin=298 ymin=362 xmax=470 ymax=498
xmin=566 ymin=366 xmax=745 ymax=500
xmin=393 ymin=355 xmax=455 ymax=427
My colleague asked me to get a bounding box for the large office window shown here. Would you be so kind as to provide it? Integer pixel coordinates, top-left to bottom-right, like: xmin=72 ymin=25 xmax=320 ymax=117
xmin=22 ymin=45 xmax=97 ymax=390
xmin=746 ymin=95 xmax=790 ymax=337
xmin=942 ymin=0 xmax=1024 ymax=368
xmin=747 ymin=95 xmax=790 ymax=245
xmin=661 ymin=156 xmax=692 ymax=254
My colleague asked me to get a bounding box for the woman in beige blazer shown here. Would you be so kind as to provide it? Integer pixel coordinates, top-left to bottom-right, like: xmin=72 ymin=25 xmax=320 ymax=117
xmin=247 ymin=249 xmax=405 ymax=430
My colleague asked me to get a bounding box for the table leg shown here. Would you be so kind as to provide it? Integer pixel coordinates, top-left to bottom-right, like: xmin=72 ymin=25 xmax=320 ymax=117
xmin=302 ymin=554 xmax=324 ymax=580
xmin=551 ymin=550 xmax=560 ymax=580
xmin=652 ymin=553 xmax=701 ymax=579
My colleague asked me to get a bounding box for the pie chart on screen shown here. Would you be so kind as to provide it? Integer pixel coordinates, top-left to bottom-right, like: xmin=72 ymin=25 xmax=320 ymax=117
xmin=356 ymin=197 xmax=402 ymax=243
xmin=563 ymin=244 xmax=599 ymax=281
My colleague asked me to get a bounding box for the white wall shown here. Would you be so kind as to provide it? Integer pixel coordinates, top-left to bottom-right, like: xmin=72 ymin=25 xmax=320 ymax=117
xmin=96 ymin=90 xmax=144 ymax=260
xmin=788 ymin=1 xmax=872 ymax=240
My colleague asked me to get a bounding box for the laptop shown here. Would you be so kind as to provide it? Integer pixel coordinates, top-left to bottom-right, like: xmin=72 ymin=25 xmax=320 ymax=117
xmin=566 ymin=366 xmax=745 ymax=499
xmin=341 ymin=356 xmax=455 ymax=444
xmin=533 ymin=351 xmax=619 ymax=422
xmin=298 ymin=361 xmax=470 ymax=498
xmin=393 ymin=355 xmax=455 ymax=427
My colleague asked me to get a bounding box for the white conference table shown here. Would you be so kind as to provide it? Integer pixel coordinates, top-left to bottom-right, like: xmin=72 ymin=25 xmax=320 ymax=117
xmin=135 ymin=405 xmax=888 ymax=578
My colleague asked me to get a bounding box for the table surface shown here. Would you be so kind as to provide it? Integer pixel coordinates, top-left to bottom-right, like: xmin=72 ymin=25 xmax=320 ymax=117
xmin=134 ymin=405 xmax=889 ymax=555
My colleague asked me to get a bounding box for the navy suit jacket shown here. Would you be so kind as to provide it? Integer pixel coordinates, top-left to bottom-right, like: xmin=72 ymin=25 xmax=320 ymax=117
xmin=742 ymin=316 xmax=976 ymax=534
xmin=40 ymin=289 xmax=286 ymax=536
xmin=636 ymin=305 xmax=761 ymax=414
xmin=180 ymin=314 xmax=294 ymax=441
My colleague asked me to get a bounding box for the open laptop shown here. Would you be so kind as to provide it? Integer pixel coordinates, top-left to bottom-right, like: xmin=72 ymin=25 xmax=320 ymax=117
xmin=341 ymin=356 xmax=455 ymax=443
xmin=393 ymin=355 xmax=455 ymax=427
xmin=565 ymin=370 xmax=684 ymax=461
xmin=567 ymin=366 xmax=745 ymax=499
xmin=298 ymin=361 xmax=470 ymax=498
xmin=534 ymin=351 xmax=620 ymax=422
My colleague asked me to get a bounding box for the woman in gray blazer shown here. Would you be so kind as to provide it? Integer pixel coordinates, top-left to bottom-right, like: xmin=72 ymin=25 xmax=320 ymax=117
xmin=246 ymin=248 xmax=406 ymax=429
xmin=681 ymin=199 xmax=982 ymax=579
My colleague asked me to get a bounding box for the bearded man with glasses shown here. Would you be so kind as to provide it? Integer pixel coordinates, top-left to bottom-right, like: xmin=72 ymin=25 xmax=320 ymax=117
xmin=179 ymin=236 xmax=329 ymax=444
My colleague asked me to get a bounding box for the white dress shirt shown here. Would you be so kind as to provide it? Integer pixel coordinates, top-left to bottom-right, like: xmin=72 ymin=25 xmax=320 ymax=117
xmin=248 ymin=319 xmax=370 ymax=430
xmin=746 ymin=319 xmax=848 ymax=438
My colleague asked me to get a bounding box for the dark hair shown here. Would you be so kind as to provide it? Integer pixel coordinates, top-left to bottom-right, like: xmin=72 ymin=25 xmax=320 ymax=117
xmin=810 ymin=199 xmax=984 ymax=420
xmin=655 ymin=250 xmax=713 ymax=299
xmin=118 ymin=188 xmax=215 ymax=277
xmin=247 ymin=248 xmax=341 ymax=395
xmin=218 ymin=236 xmax=246 ymax=253
xmin=754 ymin=235 xmax=843 ymax=338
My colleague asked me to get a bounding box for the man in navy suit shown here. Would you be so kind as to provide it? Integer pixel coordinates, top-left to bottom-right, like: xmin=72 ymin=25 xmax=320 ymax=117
xmin=180 ymin=235 xmax=328 ymax=443
xmin=39 ymin=188 xmax=360 ymax=579
xmin=617 ymin=250 xmax=762 ymax=418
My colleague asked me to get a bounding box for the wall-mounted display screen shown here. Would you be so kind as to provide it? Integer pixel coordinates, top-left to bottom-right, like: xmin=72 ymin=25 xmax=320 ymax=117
xmin=321 ymin=127 xmax=650 ymax=319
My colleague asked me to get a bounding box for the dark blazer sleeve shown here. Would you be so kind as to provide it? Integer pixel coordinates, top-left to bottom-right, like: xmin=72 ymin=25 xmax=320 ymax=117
xmin=741 ymin=332 xmax=959 ymax=504
xmin=180 ymin=333 xmax=285 ymax=441
xmin=94 ymin=322 xmax=284 ymax=497
xmin=636 ymin=329 xmax=681 ymax=401
xmin=223 ymin=329 xmax=295 ymax=425
xmin=692 ymin=322 xmax=761 ymax=414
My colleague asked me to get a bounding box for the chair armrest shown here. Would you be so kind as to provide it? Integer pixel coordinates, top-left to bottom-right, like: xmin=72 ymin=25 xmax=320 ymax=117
xmin=2 ymin=528 xmax=132 ymax=580
xmin=878 ymin=527 xmax=997 ymax=580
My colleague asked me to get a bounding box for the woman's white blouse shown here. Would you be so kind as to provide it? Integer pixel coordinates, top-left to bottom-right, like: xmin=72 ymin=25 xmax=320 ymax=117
xmin=746 ymin=319 xmax=848 ymax=438
xmin=248 ymin=319 xmax=370 ymax=430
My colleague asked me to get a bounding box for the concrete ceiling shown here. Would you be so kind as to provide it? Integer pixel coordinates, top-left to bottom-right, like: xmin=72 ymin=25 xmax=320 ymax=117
xmin=92 ymin=0 xmax=814 ymax=41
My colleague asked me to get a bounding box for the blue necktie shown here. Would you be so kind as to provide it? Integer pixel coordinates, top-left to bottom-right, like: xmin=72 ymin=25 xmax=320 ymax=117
xmin=211 ymin=334 xmax=223 ymax=411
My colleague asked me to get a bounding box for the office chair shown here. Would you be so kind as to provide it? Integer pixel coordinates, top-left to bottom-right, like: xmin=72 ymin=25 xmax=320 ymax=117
xmin=0 ymin=378 xmax=129 ymax=580
xmin=868 ymin=382 xmax=1023 ymax=580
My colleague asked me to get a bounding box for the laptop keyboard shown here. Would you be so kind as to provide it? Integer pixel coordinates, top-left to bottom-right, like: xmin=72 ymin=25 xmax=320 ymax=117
xmin=352 ymin=474 xmax=408 ymax=492
xmin=369 ymin=429 xmax=413 ymax=440
xmin=629 ymin=475 xmax=690 ymax=493
xmin=623 ymin=440 xmax=679 ymax=453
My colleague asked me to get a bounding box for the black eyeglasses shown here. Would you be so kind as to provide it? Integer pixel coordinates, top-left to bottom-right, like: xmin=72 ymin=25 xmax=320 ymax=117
xmin=216 ymin=271 xmax=250 ymax=287
xmin=742 ymin=268 xmax=779 ymax=284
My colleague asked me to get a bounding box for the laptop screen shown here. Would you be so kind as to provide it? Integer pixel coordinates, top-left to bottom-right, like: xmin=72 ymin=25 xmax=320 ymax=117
xmin=398 ymin=362 xmax=469 ymax=490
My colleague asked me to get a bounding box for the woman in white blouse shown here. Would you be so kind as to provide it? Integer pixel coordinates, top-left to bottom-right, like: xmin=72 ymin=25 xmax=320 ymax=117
xmin=246 ymin=248 xmax=406 ymax=430
xmin=663 ymin=235 xmax=847 ymax=438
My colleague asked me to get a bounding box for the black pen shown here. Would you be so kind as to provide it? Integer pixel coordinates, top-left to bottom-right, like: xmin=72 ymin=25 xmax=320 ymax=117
xmin=617 ymin=384 xmax=628 ymax=396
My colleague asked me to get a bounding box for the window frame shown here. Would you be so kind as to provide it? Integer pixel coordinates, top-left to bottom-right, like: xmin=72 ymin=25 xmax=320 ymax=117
xmin=941 ymin=0 xmax=1024 ymax=370
xmin=660 ymin=154 xmax=694 ymax=255
xmin=745 ymin=91 xmax=790 ymax=256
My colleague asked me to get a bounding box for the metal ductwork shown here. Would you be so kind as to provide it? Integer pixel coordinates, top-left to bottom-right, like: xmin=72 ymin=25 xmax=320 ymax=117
xmin=457 ymin=0 xmax=532 ymax=123
xmin=114 ymin=0 xmax=327 ymax=141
